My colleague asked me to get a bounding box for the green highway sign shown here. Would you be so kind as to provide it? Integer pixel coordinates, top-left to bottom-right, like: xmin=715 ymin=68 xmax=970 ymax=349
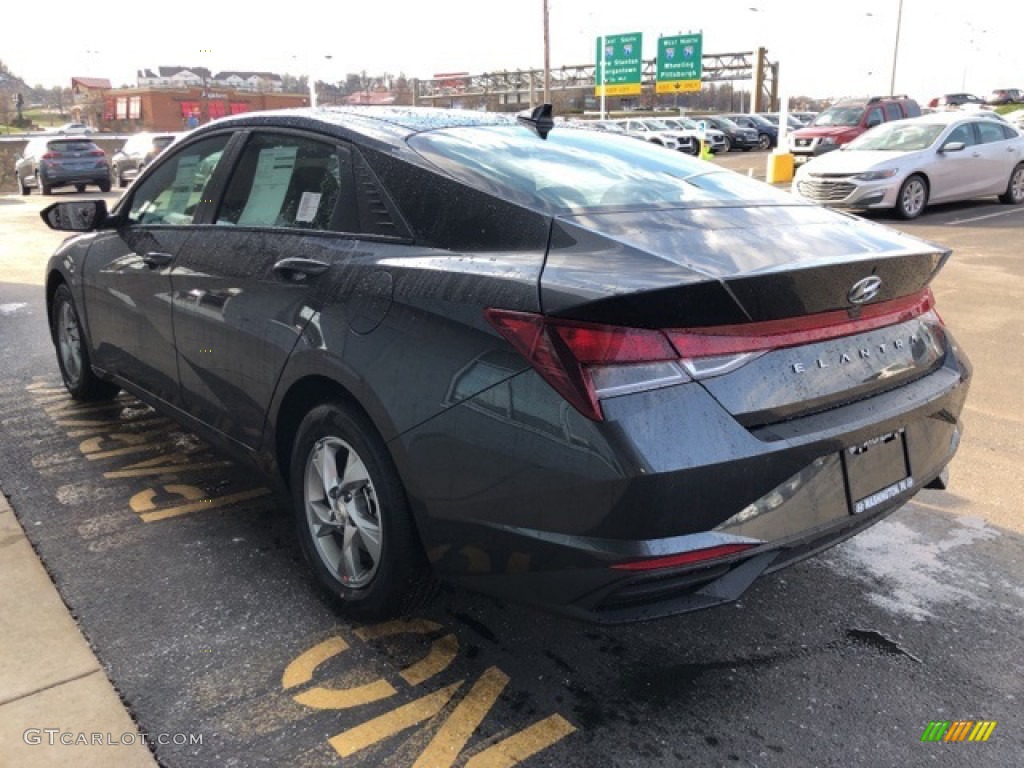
xmin=595 ymin=33 xmax=643 ymax=96
xmin=656 ymin=33 xmax=703 ymax=93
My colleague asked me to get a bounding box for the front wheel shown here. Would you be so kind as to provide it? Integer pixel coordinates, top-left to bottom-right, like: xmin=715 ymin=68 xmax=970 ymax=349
xmin=722 ymin=136 xmax=733 ymax=152
xmin=758 ymin=133 xmax=772 ymax=150
xmin=50 ymin=284 xmax=120 ymax=401
xmin=896 ymin=174 xmax=928 ymax=219
xmin=289 ymin=402 xmax=436 ymax=619
xmin=75 ymin=184 xmax=86 ymax=193
xmin=999 ymin=163 xmax=1024 ymax=205
xmin=17 ymin=173 xmax=30 ymax=195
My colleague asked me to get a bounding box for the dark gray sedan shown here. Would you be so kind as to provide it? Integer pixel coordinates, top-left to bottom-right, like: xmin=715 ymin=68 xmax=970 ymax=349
xmin=40 ymin=106 xmax=971 ymax=623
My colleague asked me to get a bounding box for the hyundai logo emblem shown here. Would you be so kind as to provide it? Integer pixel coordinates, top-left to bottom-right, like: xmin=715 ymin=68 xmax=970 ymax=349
xmin=848 ymin=276 xmax=882 ymax=305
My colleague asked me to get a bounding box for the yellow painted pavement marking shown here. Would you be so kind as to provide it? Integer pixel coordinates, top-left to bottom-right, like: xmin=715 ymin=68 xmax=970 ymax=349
xmin=130 ymin=486 xmax=270 ymax=523
xmin=84 ymin=440 xmax=184 ymax=461
xmin=328 ymin=682 xmax=463 ymax=758
xmin=293 ymin=679 xmax=398 ymax=711
xmin=463 ymin=714 xmax=577 ymax=768
xmin=282 ymin=637 xmax=349 ymax=689
xmin=400 ymin=634 xmax=459 ymax=687
xmin=104 ymin=459 xmax=232 ymax=479
xmin=413 ymin=667 xmax=509 ymax=768
xmin=354 ymin=619 xmax=442 ymax=641
xmin=65 ymin=418 xmax=172 ymax=438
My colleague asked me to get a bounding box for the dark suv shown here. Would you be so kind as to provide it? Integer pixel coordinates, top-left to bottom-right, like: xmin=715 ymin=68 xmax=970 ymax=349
xmin=15 ymin=137 xmax=111 ymax=195
xmin=722 ymin=113 xmax=778 ymax=150
xmin=110 ymin=132 xmax=181 ymax=188
xmin=788 ymin=96 xmax=921 ymax=163
xmin=696 ymin=116 xmax=759 ymax=151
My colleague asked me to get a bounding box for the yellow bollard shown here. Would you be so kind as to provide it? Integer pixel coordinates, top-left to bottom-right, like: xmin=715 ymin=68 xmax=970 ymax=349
xmin=766 ymin=150 xmax=794 ymax=184
xmin=699 ymin=140 xmax=713 ymax=161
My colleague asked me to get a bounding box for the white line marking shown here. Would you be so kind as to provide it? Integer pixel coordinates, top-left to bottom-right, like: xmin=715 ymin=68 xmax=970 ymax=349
xmin=944 ymin=208 xmax=1024 ymax=225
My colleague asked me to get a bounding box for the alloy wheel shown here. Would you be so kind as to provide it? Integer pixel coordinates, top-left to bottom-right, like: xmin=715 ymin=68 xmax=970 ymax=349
xmin=303 ymin=437 xmax=383 ymax=588
xmin=57 ymin=300 xmax=83 ymax=387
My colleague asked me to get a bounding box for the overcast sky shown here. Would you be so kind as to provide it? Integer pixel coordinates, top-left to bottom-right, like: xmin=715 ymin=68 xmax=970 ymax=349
xmin=5 ymin=0 xmax=1021 ymax=101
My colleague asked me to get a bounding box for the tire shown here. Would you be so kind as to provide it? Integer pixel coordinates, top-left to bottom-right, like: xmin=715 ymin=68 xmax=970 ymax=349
xmin=758 ymin=133 xmax=772 ymax=150
xmin=895 ymin=174 xmax=928 ymax=219
xmin=37 ymin=170 xmax=52 ymax=196
xmin=722 ymin=136 xmax=733 ymax=152
xmin=50 ymin=284 xmax=120 ymax=401
xmin=113 ymin=164 xmax=126 ymax=188
xmin=999 ymin=163 xmax=1024 ymax=205
xmin=98 ymin=179 xmax=111 ymax=193
xmin=75 ymin=184 xmax=86 ymax=193
xmin=17 ymin=173 xmax=30 ymax=195
xmin=289 ymin=402 xmax=436 ymax=619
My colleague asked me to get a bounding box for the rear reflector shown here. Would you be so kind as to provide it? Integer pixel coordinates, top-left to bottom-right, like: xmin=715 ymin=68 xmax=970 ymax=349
xmin=611 ymin=543 xmax=757 ymax=571
xmin=485 ymin=289 xmax=937 ymax=421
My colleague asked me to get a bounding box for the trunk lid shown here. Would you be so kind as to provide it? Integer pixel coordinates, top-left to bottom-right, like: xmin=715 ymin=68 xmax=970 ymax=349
xmin=540 ymin=204 xmax=949 ymax=424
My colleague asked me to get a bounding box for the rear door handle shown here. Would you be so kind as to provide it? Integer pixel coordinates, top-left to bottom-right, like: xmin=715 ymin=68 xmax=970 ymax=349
xmin=141 ymin=251 xmax=174 ymax=267
xmin=273 ymin=257 xmax=330 ymax=281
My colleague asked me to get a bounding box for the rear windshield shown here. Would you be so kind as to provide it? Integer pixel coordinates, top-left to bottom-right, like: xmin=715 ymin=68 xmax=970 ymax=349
xmin=812 ymin=107 xmax=865 ymax=127
xmin=409 ymin=126 xmax=791 ymax=213
xmin=47 ymin=140 xmax=97 ymax=153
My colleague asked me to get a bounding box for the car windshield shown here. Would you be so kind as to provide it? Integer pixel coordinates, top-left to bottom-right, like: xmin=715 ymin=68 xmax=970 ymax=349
xmin=846 ymin=123 xmax=945 ymax=151
xmin=642 ymin=120 xmax=671 ymax=131
xmin=812 ymin=107 xmax=865 ymax=127
xmin=410 ymin=125 xmax=791 ymax=212
xmin=47 ymin=140 xmax=96 ymax=153
xmin=713 ymin=117 xmax=739 ymax=129
xmin=678 ymin=118 xmax=699 ymax=129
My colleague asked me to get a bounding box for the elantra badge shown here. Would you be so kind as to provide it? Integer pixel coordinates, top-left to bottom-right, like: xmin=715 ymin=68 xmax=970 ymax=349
xmin=849 ymin=276 xmax=882 ymax=305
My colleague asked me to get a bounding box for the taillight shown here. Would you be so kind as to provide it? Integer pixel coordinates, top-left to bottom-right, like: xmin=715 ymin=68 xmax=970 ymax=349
xmin=485 ymin=289 xmax=937 ymax=421
xmin=611 ymin=543 xmax=757 ymax=571
xmin=88 ymin=149 xmax=105 ymax=157
xmin=42 ymin=152 xmax=60 ymax=159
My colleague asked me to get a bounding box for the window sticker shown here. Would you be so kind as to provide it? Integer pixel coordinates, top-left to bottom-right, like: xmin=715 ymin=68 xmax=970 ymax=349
xmin=238 ymin=146 xmax=299 ymax=226
xmin=295 ymin=192 xmax=322 ymax=223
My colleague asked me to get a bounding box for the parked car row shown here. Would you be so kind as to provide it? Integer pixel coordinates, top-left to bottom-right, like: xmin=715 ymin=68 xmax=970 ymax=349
xmin=14 ymin=132 xmax=184 ymax=195
xmin=791 ymin=111 xmax=1024 ymax=219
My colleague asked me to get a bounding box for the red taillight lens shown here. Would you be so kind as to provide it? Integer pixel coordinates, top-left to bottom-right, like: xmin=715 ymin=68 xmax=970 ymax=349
xmin=484 ymin=310 xmax=677 ymax=421
xmin=611 ymin=543 xmax=757 ymax=571
xmin=667 ymin=289 xmax=934 ymax=359
xmin=42 ymin=152 xmax=60 ymax=159
xmin=486 ymin=289 xmax=938 ymax=421
xmin=88 ymin=149 xmax=105 ymax=157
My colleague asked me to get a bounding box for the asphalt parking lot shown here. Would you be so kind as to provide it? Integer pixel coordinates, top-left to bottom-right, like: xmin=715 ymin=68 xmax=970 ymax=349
xmin=1 ymin=181 xmax=1022 ymax=767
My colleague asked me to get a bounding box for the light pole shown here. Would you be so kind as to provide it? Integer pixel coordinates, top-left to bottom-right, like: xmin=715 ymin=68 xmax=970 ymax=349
xmin=889 ymin=0 xmax=904 ymax=96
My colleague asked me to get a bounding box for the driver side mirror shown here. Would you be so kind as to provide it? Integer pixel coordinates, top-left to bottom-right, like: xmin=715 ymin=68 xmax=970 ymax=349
xmin=40 ymin=200 xmax=110 ymax=232
xmin=940 ymin=141 xmax=966 ymax=153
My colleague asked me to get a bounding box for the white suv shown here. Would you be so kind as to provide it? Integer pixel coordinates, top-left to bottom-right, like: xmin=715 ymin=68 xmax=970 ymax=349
xmin=615 ymin=119 xmax=696 ymax=154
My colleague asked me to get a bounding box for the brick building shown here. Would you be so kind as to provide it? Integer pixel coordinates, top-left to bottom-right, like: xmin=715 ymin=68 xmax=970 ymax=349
xmin=102 ymin=87 xmax=309 ymax=132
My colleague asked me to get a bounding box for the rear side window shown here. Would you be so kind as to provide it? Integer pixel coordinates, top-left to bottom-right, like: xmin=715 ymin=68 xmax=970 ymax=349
xmin=216 ymin=133 xmax=344 ymax=230
xmin=884 ymin=104 xmax=902 ymax=122
xmin=976 ymin=121 xmax=1008 ymax=144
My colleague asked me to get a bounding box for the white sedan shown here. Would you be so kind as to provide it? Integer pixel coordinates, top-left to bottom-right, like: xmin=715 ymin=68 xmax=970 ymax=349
xmin=792 ymin=112 xmax=1024 ymax=219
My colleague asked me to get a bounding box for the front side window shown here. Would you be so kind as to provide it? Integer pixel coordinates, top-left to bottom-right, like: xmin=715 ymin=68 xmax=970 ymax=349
xmin=215 ymin=133 xmax=343 ymax=230
xmin=865 ymin=108 xmax=884 ymax=128
xmin=944 ymin=124 xmax=976 ymax=148
xmin=127 ymin=135 xmax=229 ymax=226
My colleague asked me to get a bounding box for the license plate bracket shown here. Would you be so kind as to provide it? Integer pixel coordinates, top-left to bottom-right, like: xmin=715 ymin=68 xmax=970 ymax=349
xmin=842 ymin=428 xmax=913 ymax=515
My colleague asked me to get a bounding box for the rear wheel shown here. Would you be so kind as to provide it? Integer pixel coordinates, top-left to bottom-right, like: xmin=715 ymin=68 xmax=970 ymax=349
xmin=999 ymin=163 xmax=1024 ymax=205
xmin=37 ymin=170 xmax=51 ymax=195
xmin=50 ymin=284 xmax=120 ymax=401
xmin=896 ymin=174 xmax=928 ymax=219
xmin=112 ymin=163 xmax=126 ymax=188
xmin=98 ymin=179 xmax=111 ymax=193
xmin=289 ymin=402 xmax=436 ymax=618
xmin=75 ymin=184 xmax=86 ymax=193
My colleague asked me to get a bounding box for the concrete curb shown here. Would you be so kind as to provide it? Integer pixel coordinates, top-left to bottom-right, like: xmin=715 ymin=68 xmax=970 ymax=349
xmin=0 ymin=492 xmax=158 ymax=767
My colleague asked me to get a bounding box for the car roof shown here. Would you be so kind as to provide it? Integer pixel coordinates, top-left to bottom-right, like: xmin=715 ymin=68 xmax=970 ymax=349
xmin=193 ymin=106 xmax=517 ymax=148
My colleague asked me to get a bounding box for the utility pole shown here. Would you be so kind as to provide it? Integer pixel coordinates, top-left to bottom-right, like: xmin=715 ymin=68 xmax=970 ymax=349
xmin=889 ymin=0 xmax=904 ymax=96
xmin=542 ymin=0 xmax=551 ymax=103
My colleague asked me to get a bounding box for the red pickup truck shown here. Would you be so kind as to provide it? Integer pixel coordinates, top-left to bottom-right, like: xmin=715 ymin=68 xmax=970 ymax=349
xmin=788 ymin=96 xmax=921 ymax=164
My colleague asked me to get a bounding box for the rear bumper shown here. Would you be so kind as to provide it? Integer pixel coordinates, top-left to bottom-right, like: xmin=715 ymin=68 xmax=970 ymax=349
xmin=394 ymin=338 xmax=970 ymax=623
xmin=39 ymin=168 xmax=109 ymax=187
